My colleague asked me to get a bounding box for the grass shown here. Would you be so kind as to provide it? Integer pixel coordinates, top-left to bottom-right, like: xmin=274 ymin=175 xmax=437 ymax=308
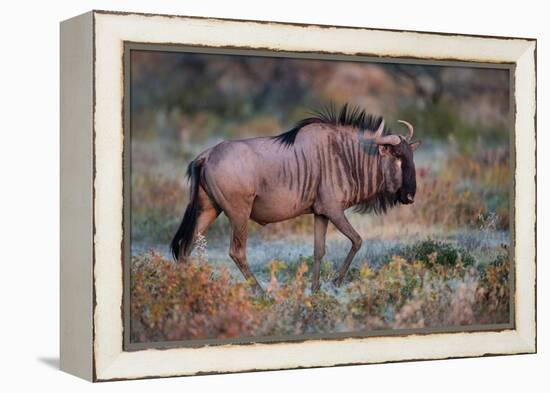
xmin=130 ymin=240 xmax=510 ymax=343
xmin=129 ymin=133 xmax=512 ymax=343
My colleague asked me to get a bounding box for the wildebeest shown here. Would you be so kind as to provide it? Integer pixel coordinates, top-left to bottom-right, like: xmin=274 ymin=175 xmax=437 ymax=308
xmin=171 ymin=104 xmax=421 ymax=292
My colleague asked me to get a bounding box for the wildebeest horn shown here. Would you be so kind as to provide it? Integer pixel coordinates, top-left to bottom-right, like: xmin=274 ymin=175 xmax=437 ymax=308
xmin=372 ymin=120 xmax=400 ymax=146
xmin=397 ymin=120 xmax=414 ymax=141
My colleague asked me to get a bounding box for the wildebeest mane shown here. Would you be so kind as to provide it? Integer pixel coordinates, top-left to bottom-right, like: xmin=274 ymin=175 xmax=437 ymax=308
xmin=273 ymin=103 xmax=389 ymax=147
xmin=274 ymin=103 xmax=400 ymax=215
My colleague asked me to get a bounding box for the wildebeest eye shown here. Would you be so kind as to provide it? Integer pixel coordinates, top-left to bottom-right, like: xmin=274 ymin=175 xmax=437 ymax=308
xmin=390 ymin=145 xmax=403 ymax=157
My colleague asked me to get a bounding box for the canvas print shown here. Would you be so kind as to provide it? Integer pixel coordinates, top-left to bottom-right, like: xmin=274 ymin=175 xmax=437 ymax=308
xmin=128 ymin=48 xmax=512 ymax=346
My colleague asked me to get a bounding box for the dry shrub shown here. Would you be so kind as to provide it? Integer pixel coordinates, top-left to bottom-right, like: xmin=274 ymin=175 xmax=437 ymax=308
xmin=347 ymin=257 xmax=427 ymax=329
xmin=259 ymin=260 xmax=344 ymax=335
xmin=452 ymin=146 xmax=509 ymax=188
xmin=436 ymin=146 xmax=510 ymax=229
xmin=132 ymin=173 xmax=185 ymax=217
xmin=378 ymin=165 xmax=484 ymax=230
xmin=346 ymin=251 xmax=509 ymax=330
xmin=381 ymin=146 xmax=510 ymax=230
xmin=130 ymin=252 xmax=259 ymax=342
xmin=273 ymin=250 xmax=509 ymax=333
xmin=475 ymin=254 xmax=511 ymax=324
xmin=131 ymin=174 xmax=187 ymax=242
xmin=130 ymin=246 xmax=510 ymax=343
xmin=414 ymin=175 xmax=486 ymax=228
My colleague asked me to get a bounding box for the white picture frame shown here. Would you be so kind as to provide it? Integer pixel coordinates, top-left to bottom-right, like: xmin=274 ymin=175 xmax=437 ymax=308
xmin=60 ymin=10 xmax=536 ymax=381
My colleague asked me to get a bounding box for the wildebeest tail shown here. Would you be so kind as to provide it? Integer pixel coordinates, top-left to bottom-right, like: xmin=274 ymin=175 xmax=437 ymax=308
xmin=170 ymin=158 xmax=204 ymax=261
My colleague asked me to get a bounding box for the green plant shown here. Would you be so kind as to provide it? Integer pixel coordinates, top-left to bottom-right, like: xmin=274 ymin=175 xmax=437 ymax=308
xmin=388 ymin=239 xmax=475 ymax=268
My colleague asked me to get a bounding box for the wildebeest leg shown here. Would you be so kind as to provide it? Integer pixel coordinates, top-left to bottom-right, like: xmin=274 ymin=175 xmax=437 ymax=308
xmin=181 ymin=186 xmax=220 ymax=259
xmin=312 ymin=214 xmax=328 ymax=292
xmin=228 ymin=216 xmax=264 ymax=294
xmin=195 ymin=185 xmax=220 ymax=236
xmin=195 ymin=208 xmax=219 ymax=238
xmin=187 ymin=207 xmax=220 ymax=260
xmin=326 ymin=211 xmax=362 ymax=287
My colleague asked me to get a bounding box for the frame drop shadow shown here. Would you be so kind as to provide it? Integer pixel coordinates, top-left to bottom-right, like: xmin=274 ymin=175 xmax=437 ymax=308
xmin=37 ymin=357 xmax=59 ymax=370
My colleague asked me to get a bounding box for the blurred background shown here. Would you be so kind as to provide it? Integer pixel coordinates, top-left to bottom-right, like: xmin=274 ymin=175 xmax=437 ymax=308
xmin=130 ymin=49 xmax=511 ymax=256
xmin=128 ymin=46 xmax=513 ymax=341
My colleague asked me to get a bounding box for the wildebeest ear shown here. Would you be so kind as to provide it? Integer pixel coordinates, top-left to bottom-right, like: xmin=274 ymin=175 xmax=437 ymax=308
xmin=409 ymin=140 xmax=422 ymax=152
xmin=378 ymin=145 xmax=391 ymax=156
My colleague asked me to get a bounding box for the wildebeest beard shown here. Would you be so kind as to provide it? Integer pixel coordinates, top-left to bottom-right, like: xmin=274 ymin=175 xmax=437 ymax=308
xmin=354 ymin=190 xmax=399 ymax=215
xmin=353 ymin=138 xmax=413 ymax=214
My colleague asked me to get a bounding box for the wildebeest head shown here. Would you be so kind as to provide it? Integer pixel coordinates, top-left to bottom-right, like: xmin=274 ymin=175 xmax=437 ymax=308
xmin=372 ymin=120 xmax=421 ymax=204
